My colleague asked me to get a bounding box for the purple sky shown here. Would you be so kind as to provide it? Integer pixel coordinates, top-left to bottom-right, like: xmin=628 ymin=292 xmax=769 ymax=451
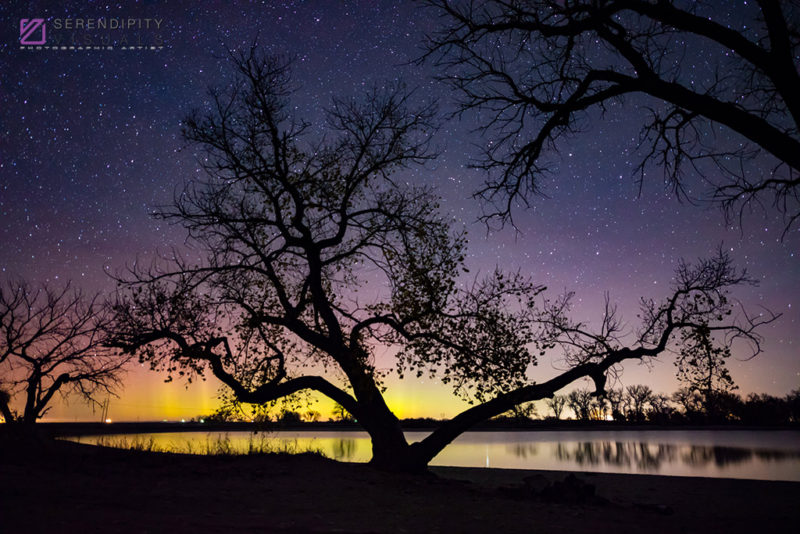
xmin=2 ymin=1 xmax=797 ymax=420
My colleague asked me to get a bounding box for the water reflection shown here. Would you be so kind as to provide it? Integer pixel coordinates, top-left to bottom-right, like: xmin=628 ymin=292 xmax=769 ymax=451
xmin=553 ymin=441 xmax=677 ymax=469
xmin=67 ymin=429 xmax=800 ymax=481
xmin=507 ymin=443 xmax=539 ymax=459
xmin=331 ymin=438 xmax=357 ymax=460
xmin=682 ymin=445 xmax=800 ymax=467
xmin=544 ymin=440 xmax=800 ymax=471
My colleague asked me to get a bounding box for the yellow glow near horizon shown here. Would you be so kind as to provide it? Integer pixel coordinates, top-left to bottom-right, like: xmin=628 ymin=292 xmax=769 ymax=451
xmin=34 ymin=366 xmax=476 ymax=422
xmin=26 ymin=347 xmax=795 ymax=423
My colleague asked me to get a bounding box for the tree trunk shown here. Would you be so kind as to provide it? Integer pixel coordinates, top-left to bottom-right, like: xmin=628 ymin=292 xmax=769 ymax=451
xmin=23 ymin=369 xmax=42 ymax=425
xmin=333 ymin=347 xmax=432 ymax=472
xmin=0 ymin=401 xmax=15 ymax=424
xmin=0 ymin=387 xmax=14 ymax=424
xmin=369 ymin=436 xmax=428 ymax=473
xmin=350 ymin=388 xmax=428 ymax=472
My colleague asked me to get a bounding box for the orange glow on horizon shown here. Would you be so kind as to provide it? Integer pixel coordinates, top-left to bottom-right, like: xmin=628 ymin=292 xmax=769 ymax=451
xmin=34 ymin=365 xmax=477 ymax=422
xmin=26 ymin=348 xmax=793 ymax=423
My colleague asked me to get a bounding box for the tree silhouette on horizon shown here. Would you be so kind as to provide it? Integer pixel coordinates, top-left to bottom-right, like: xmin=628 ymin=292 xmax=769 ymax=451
xmin=109 ymin=47 xmax=776 ymax=472
xmin=0 ymin=279 xmax=127 ymax=426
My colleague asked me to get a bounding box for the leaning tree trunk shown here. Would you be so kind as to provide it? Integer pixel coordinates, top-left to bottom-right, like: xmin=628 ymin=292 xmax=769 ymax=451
xmin=329 ymin=348 xmax=431 ymax=472
xmin=346 ymin=374 xmax=426 ymax=472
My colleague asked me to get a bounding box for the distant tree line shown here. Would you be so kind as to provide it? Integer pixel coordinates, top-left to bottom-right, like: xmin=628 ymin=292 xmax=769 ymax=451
xmin=192 ymin=386 xmax=800 ymax=427
xmin=546 ymin=386 xmax=800 ymax=426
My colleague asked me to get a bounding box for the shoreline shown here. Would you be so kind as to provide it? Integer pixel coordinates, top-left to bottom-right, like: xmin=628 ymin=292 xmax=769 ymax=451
xmin=28 ymin=422 xmax=800 ymax=484
xmin=2 ymin=439 xmax=798 ymax=533
xmin=49 ymin=422 xmax=800 ymax=483
xmin=25 ymin=420 xmax=800 ymax=437
xmin=56 ymin=436 xmax=800 ymax=484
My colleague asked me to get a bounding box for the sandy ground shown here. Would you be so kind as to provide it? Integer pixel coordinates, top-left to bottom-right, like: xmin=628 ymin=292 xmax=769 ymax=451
xmin=1 ymin=439 xmax=798 ymax=533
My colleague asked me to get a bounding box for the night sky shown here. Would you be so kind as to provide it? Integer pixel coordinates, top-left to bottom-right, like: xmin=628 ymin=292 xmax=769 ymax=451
xmin=2 ymin=1 xmax=797 ymax=421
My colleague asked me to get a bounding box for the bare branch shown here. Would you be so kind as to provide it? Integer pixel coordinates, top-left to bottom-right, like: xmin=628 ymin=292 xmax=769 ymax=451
xmin=423 ymin=0 xmax=800 ymax=233
xmin=0 ymin=279 xmax=128 ymax=424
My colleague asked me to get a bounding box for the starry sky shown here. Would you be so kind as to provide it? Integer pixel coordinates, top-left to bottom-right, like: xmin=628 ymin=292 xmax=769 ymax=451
xmin=1 ymin=1 xmax=798 ymax=422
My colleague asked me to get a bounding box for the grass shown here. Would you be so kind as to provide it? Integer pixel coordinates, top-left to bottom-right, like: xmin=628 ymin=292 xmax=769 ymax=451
xmin=67 ymin=433 xmax=327 ymax=458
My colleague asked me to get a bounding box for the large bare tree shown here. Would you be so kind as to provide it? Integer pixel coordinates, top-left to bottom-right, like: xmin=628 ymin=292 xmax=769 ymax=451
xmin=109 ymin=48 xmax=775 ymax=472
xmin=424 ymin=0 xmax=800 ymax=232
xmin=0 ymin=279 xmax=127 ymax=426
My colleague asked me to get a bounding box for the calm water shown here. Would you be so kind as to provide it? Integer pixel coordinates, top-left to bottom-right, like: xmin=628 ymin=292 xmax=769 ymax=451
xmin=68 ymin=429 xmax=800 ymax=481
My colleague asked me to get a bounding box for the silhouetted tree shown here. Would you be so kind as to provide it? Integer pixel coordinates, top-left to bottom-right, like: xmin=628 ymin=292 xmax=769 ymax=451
xmin=546 ymin=393 xmax=567 ymax=419
xmin=332 ymin=402 xmax=355 ymax=423
xmin=672 ymin=386 xmax=704 ymax=420
xmin=0 ymin=279 xmax=127 ymax=426
xmin=277 ymin=410 xmax=303 ymax=425
xmin=605 ymin=388 xmax=626 ymax=421
xmin=0 ymin=388 xmax=12 ymax=423
xmin=501 ymin=400 xmax=538 ymax=421
xmin=109 ymin=48 xmax=775 ymax=472
xmin=589 ymin=396 xmax=608 ymax=420
xmin=706 ymin=390 xmax=744 ymax=422
xmin=567 ymin=388 xmax=594 ymax=420
xmin=425 ymin=1 xmax=800 ymax=232
xmin=676 ymin=323 xmax=738 ymax=418
xmin=625 ymin=385 xmax=654 ymax=422
xmin=788 ymin=389 xmax=800 ymax=423
xmin=304 ymin=409 xmax=321 ymax=423
xmin=648 ymin=393 xmax=675 ymax=423
xmin=740 ymin=393 xmax=789 ymax=426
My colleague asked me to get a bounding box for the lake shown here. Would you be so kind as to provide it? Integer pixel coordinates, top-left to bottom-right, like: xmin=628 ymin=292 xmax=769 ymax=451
xmin=67 ymin=429 xmax=800 ymax=481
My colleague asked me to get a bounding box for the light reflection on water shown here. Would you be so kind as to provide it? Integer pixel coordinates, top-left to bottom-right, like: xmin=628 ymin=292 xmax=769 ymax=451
xmin=68 ymin=429 xmax=800 ymax=481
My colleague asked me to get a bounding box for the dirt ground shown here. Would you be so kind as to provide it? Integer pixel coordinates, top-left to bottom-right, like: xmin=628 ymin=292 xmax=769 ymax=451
xmin=1 ymin=439 xmax=798 ymax=533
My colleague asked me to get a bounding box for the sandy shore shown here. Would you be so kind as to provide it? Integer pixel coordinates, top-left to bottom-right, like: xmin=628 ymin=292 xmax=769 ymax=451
xmin=1 ymin=439 xmax=798 ymax=533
